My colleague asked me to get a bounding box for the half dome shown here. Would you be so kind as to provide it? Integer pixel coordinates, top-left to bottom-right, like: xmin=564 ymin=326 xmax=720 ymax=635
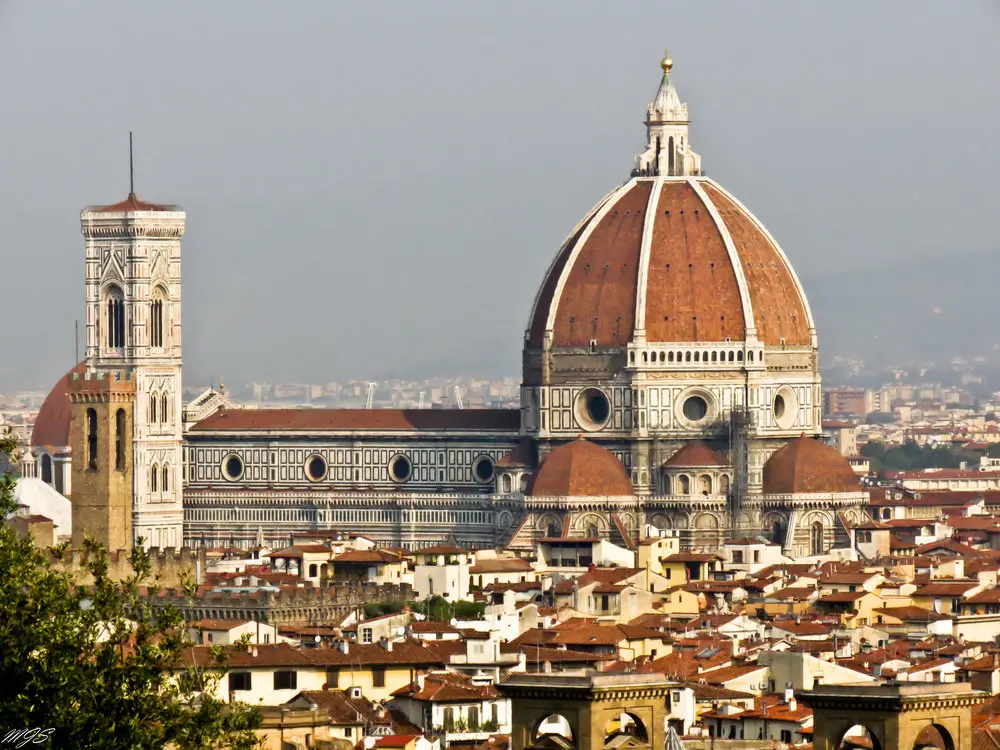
xmin=662 ymin=440 xmax=729 ymax=468
xmin=762 ymin=436 xmax=860 ymax=495
xmin=530 ymin=437 xmax=633 ymax=497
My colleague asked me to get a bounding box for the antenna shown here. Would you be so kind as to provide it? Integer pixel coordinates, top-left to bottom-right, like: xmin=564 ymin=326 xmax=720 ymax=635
xmin=129 ymin=131 xmax=135 ymax=196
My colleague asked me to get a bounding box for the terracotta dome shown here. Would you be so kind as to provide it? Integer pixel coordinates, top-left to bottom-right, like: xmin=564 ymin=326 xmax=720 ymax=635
xmin=662 ymin=440 xmax=729 ymax=468
xmin=530 ymin=437 xmax=633 ymax=497
xmin=762 ymin=436 xmax=860 ymax=495
xmin=31 ymin=361 xmax=87 ymax=449
xmin=526 ymin=177 xmax=813 ymax=349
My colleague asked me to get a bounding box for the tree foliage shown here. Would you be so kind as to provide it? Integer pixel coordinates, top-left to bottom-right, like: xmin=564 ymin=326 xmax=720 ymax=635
xmin=0 ymin=430 xmax=262 ymax=748
xmin=860 ymin=438 xmax=980 ymax=472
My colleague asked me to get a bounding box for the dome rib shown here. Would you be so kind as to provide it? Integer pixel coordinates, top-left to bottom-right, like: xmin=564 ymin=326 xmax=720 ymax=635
xmin=547 ymin=181 xmax=652 ymax=347
xmin=526 ymin=187 xmax=618 ymax=347
xmin=631 ymin=176 xmax=664 ymax=335
xmin=688 ymin=178 xmax=756 ymax=339
xmin=702 ymin=181 xmax=813 ymax=346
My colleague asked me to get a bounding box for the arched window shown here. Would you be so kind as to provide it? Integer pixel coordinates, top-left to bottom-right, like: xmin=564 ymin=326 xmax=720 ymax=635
xmin=41 ymin=454 xmax=53 ymax=484
xmin=711 ymin=351 xmax=718 ymax=362
xmin=693 ymin=351 xmax=700 ymax=362
xmin=162 ymin=465 xmax=170 ymax=492
xmin=86 ymin=408 xmax=98 ymax=470
xmin=150 ymin=288 xmax=165 ymax=348
xmin=699 ymin=474 xmax=712 ymax=494
xmin=659 ymin=351 xmax=665 ymax=363
xmin=668 ymin=135 xmax=675 ymax=175
xmin=728 ymin=351 xmax=735 ymax=362
xmin=678 ymin=475 xmax=690 ymax=494
xmin=737 ymin=351 xmax=744 ymax=362
xmin=150 ymin=463 xmax=159 ymax=493
xmin=309 ymin=564 xmax=318 ymax=578
xmin=502 ymin=474 xmax=512 ymax=493
xmin=748 ymin=350 xmax=755 ymax=363
xmin=668 ymin=352 xmax=674 ymax=363
xmin=720 ymin=474 xmax=731 ymax=495
xmin=685 ymin=351 xmax=691 ymax=362
xmin=104 ymin=286 xmax=126 ymax=349
xmin=115 ymin=408 xmax=126 ymax=470
xmin=161 ymin=394 xmax=168 ymax=424
xmin=150 ymin=394 xmax=157 ymax=423
xmin=811 ymin=521 xmax=824 ymax=556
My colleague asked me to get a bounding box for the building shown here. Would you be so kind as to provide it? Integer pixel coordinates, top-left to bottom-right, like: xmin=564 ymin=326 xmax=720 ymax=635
xmin=30 ymin=49 xmax=865 ymax=555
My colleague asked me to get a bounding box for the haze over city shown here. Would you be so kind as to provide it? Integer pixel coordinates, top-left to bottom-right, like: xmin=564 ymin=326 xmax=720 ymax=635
xmin=1 ymin=1 xmax=998 ymax=390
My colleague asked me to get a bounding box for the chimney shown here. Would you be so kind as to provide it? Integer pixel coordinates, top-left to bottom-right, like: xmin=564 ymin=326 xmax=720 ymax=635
xmin=251 ymin=646 xmax=258 ymax=658
xmin=543 ymin=660 xmax=553 ymax=674
xmin=338 ymin=640 xmax=350 ymax=654
xmin=784 ymin=683 xmax=794 ymax=704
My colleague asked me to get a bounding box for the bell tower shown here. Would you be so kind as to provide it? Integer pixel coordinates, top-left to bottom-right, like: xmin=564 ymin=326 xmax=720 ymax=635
xmin=68 ymin=370 xmax=136 ymax=551
xmin=80 ymin=149 xmax=185 ymax=550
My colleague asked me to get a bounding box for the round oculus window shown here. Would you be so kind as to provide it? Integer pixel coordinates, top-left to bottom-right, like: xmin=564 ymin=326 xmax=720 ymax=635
xmin=473 ymin=455 xmax=495 ymax=483
xmin=682 ymin=395 xmax=709 ymax=422
xmin=306 ymin=454 xmax=327 ymax=482
xmin=389 ymin=454 xmax=412 ymax=483
xmin=773 ymin=388 xmax=797 ymax=429
xmin=574 ymin=388 xmax=612 ymax=431
xmin=223 ymin=454 xmax=244 ymax=481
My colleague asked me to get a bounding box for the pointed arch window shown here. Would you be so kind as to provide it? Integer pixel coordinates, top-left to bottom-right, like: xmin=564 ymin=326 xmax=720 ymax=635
xmin=41 ymin=454 xmax=53 ymax=484
xmin=161 ymin=394 xmax=168 ymax=424
xmin=150 ymin=288 xmax=165 ymax=348
xmin=668 ymin=135 xmax=675 ymax=175
xmin=150 ymin=464 xmax=159 ymax=493
xmin=86 ymin=408 xmax=98 ymax=470
xmin=115 ymin=408 xmax=126 ymax=471
xmin=150 ymin=394 xmax=157 ymax=423
xmin=162 ymin=465 xmax=170 ymax=493
xmin=811 ymin=521 xmax=824 ymax=556
xmin=105 ymin=286 xmax=126 ymax=349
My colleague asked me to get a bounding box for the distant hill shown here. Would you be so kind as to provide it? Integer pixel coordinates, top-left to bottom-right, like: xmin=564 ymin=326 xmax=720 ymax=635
xmin=804 ymin=249 xmax=1000 ymax=365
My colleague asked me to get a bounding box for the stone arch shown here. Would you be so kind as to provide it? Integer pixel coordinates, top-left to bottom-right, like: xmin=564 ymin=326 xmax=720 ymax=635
xmin=695 ymin=513 xmax=718 ymax=530
xmin=698 ymin=474 xmax=712 ymax=494
xmin=605 ymin=712 xmax=650 ymax=744
xmin=678 ymin=474 xmax=691 ymax=494
xmin=650 ymin=513 xmax=671 ymax=530
xmin=835 ymin=724 xmax=883 ymax=750
xmin=533 ymin=713 xmax=576 ymax=746
xmin=538 ymin=514 xmax=560 ymax=538
xmin=577 ymin=513 xmax=608 ymax=536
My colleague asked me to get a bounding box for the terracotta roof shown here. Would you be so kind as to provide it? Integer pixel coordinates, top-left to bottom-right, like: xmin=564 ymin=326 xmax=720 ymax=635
xmin=762 ymin=436 xmax=861 ymax=494
xmin=496 ymin=441 xmax=533 ymax=468
xmin=662 ymin=440 xmax=730 ymax=468
xmin=190 ymin=618 xmax=254 ymax=631
xmin=85 ymin=192 xmax=178 ymax=213
xmin=529 ymin=438 xmax=633 ymax=497
xmin=527 ymin=178 xmax=811 ymax=348
xmin=391 ymin=671 xmax=500 ymax=702
xmin=333 ymin=549 xmax=405 ymax=564
xmin=190 ymin=408 xmax=519 ymax=433
xmin=872 ymin=606 xmax=951 ymax=622
xmin=696 ymin=663 xmax=768 ymax=686
xmin=912 ymin=581 xmax=979 ymax=596
xmin=30 ymin=361 xmax=87 ymax=448
xmin=469 ymin=558 xmax=533 ymax=574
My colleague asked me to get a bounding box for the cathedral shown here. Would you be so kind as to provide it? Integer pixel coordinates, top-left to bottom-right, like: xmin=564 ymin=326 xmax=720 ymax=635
xmin=25 ymin=51 xmax=867 ymax=557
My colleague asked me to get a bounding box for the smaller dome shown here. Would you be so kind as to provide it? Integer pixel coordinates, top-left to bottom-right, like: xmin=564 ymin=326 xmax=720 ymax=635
xmin=663 ymin=440 xmax=729 ymax=468
xmin=763 ymin=436 xmax=860 ymax=495
xmin=31 ymin=361 xmax=87 ymax=449
xmin=530 ymin=437 xmax=633 ymax=497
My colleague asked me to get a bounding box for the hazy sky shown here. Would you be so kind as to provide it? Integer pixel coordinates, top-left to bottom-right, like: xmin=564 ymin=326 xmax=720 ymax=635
xmin=2 ymin=1 xmax=998 ymax=389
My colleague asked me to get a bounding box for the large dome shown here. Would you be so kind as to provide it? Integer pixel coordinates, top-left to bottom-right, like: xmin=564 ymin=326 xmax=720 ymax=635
xmin=526 ymin=176 xmax=814 ymax=349
xmin=530 ymin=437 xmax=633 ymax=497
